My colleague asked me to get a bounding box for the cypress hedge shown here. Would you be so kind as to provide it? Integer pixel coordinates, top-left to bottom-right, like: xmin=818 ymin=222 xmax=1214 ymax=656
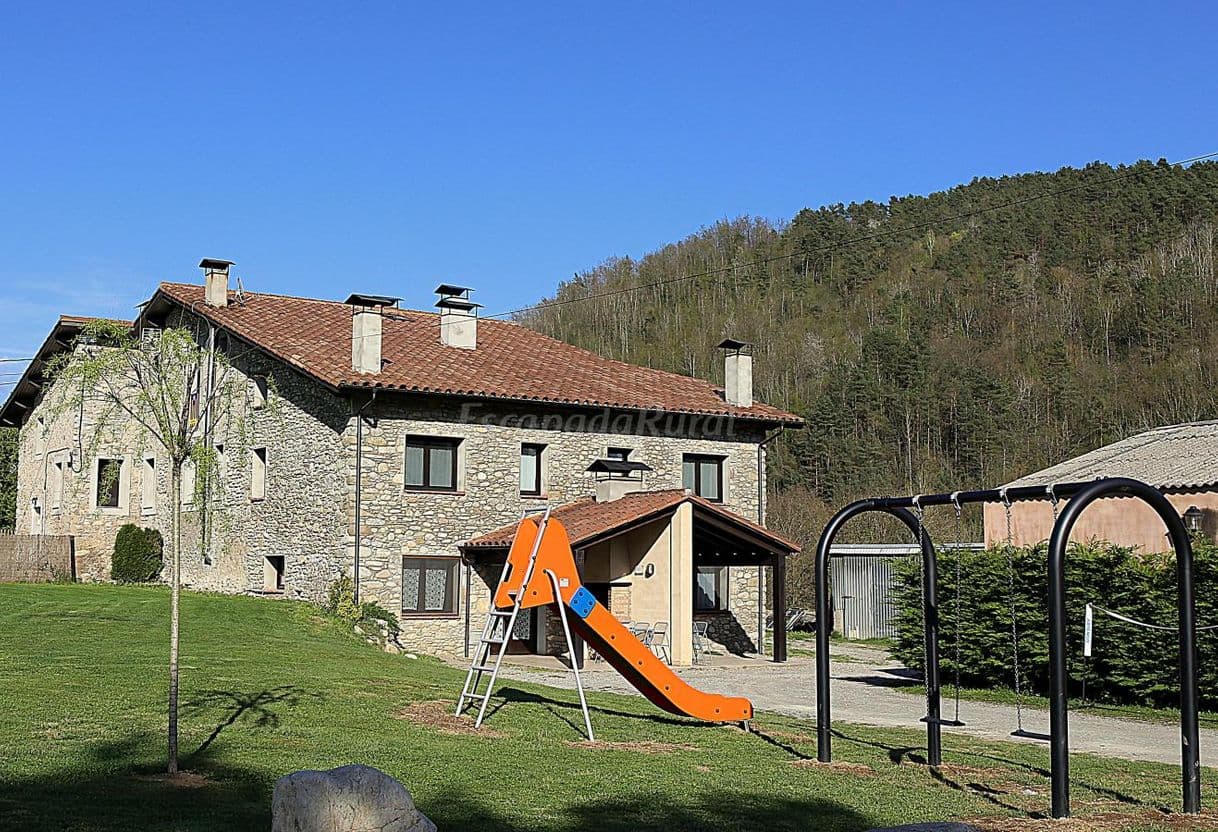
xmin=111 ymin=523 xmax=164 ymax=583
xmin=890 ymin=539 xmax=1218 ymax=708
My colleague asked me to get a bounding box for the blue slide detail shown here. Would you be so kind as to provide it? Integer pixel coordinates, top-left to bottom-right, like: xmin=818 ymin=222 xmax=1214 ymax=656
xmin=569 ymin=586 xmax=597 ymax=619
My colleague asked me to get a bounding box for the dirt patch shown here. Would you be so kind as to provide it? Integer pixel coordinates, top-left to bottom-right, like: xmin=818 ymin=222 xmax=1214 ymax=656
xmin=132 ymin=771 xmax=215 ymax=789
xmin=695 ymin=765 xmax=712 ymax=773
xmin=563 ymin=740 xmax=696 ymax=754
xmin=393 ymin=700 xmax=505 ymax=738
xmin=789 ymin=759 xmax=876 ymax=776
xmin=968 ymin=810 xmax=1218 ymax=832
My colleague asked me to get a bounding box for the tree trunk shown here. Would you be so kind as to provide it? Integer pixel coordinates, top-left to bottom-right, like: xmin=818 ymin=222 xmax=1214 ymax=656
xmin=168 ymin=460 xmax=182 ymax=774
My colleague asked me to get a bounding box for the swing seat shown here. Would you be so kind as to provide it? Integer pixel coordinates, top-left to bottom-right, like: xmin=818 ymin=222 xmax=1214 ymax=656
xmin=920 ymin=716 xmax=967 ymax=727
xmin=1010 ymin=728 xmax=1051 ymax=742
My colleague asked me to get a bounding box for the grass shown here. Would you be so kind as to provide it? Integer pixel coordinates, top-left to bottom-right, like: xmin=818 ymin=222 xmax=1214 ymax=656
xmin=1 ymin=584 xmax=1214 ymax=831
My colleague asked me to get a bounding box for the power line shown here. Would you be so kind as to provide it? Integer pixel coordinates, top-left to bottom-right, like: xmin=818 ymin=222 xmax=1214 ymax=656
xmin=0 ymin=357 xmax=33 ymax=363
xmin=482 ymin=150 xmax=1218 ymax=320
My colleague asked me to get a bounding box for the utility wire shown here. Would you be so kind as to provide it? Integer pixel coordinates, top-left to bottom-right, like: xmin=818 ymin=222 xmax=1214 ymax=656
xmin=482 ymin=150 xmax=1218 ymax=321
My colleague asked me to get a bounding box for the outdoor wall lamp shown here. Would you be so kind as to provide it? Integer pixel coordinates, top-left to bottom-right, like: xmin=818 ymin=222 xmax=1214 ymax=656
xmin=1183 ymin=505 xmax=1204 ymax=534
xmin=644 ymin=564 xmax=655 ymax=578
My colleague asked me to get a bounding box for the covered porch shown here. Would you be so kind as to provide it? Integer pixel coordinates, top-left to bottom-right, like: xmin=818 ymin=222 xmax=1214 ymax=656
xmin=461 ymin=489 xmax=798 ymax=667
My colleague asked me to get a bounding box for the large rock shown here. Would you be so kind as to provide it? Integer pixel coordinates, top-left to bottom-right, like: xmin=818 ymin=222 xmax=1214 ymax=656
xmin=272 ymin=764 xmax=437 ymax=832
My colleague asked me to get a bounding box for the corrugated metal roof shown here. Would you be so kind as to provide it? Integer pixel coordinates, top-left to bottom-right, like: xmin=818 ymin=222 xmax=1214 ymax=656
xmin=1004 ymin=421 xmax=1218 ymax=491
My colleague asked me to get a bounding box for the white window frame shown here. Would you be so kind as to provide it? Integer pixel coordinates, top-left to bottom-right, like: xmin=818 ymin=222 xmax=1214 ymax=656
xmin=91 ymin=456 xmax=129 ymax=514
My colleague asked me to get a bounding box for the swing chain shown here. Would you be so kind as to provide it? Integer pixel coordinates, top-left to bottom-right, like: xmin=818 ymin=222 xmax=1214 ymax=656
xmin=1047 ymin=483 xmax=1060 ymax=522
xmin=911 ymin=495 xmax=931 ymax=690
xmin=949 ymin=491 xmax=965 ymax=723
xmin=1001 ymin=487 xmax=1028 ymax=732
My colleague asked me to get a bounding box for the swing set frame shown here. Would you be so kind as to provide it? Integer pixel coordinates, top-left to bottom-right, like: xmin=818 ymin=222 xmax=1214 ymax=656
xmin=813 ymin=476 xmax=1201 ymax=820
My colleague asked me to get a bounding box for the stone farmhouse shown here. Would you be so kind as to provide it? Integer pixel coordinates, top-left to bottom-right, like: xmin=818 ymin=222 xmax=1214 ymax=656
xmin=2 ymin=260 xmax=803 ymax=665
xmin=983 ymin=421 xmax=1218 ymax=552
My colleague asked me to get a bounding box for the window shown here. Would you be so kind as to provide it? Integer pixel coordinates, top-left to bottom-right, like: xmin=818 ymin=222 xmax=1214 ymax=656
xmin=181 ymin=458 xmax=196 ymax=506
xmin=519 ymin=443 xmax=544 ymax=496
xmin=251 ymin=375 xmax=268 ymax=409
xmin=95 ymin=458 xmax=123 ymax=509
xmin=251 ymin=447 xmax=267 ymax=501
xmin=404 ymin=436 xmax=459 ymax=491
xmin=694 ymin=566 xmax=728 ymax=612
xmin=607 ymin=447 xmax=632 ymax=461
xmin=682 ymin=454 xmax=724 ymax=502
xmin=51 ymin=459 xmax=64 ymax=513
xmin=263 ymin=555 xmax=285 ymax=592
xmin=402 ymin=557 xmax=458 ymax=616
xmin=141 ymin=457 xmax=156 ymax=513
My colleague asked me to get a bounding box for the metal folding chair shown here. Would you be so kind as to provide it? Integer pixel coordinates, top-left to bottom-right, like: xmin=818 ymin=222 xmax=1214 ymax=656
xmin=692 ymin=620 xmax=710 ymax=665
xmin=649 ymin=621 xmax=671 ymax=664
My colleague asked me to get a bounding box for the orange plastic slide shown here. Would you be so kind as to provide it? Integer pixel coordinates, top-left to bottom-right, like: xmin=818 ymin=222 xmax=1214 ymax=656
xmin=496 ymin=515 xmax=753 ymax=724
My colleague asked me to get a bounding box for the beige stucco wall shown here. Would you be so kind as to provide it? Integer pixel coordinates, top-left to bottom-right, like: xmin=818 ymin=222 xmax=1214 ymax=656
xmin=982 ymin=491 xmax=1218 ymax=553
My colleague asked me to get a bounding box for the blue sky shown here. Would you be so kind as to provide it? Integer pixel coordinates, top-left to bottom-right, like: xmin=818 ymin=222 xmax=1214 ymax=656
xmin=2 ymin=2 xmax=1216 ymax=384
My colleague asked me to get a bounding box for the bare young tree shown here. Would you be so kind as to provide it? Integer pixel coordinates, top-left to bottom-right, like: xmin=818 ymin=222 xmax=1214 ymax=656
xmin=47 ymin=319 xmax=250 ymax=774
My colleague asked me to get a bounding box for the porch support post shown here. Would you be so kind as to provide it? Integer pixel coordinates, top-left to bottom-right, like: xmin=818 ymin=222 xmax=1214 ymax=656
xmin=772 ymin=553 xmax=788 ymax=663
xmin=669 ymin=502 xmax=695 ymax=665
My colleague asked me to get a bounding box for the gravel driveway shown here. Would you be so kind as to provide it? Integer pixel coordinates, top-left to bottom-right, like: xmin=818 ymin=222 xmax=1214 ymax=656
xmin=485 ymin=641 xmax=1218 ymax=767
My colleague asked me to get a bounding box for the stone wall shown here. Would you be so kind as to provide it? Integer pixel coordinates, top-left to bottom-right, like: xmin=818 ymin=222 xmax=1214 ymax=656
xmin=346 ymin=397 xmax=767 ymax=657
xmin=15 ymin=316 xmax=776 ymax=662
xmin=15 ymin=318 xmax=349 ymax=602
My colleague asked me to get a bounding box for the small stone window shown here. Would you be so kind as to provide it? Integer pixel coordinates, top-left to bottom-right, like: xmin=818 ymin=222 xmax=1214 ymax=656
xmin=141 ymin=457 xmax=156 ymax=514
xmin=95 ymin=458 xmax=123 ymax=509
xmin=51 ymin=459 xmax=64 ymax=513
xmin=251 ymin=447 xmax=267 ymax=501
xmin=263 ymin=555 xmax=285 ymax=593
xmin=401 ymin=557 xmax=458 ymax=617
xmin=694 ymin=566 xmax=728 ymax=612
xmin=607 ymin=447 xmax=632 ymax=461
xmin=251 ymin=375 xmax=268 ymax=409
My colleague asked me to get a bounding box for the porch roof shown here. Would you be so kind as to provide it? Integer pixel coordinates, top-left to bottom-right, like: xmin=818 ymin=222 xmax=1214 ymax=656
xmin=461 ymin=489 xmax=801 ymax=559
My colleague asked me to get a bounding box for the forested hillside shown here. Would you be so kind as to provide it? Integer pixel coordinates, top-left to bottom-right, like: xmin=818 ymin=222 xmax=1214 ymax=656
xmin=523 ymin=160 xmax=1218 ymax=558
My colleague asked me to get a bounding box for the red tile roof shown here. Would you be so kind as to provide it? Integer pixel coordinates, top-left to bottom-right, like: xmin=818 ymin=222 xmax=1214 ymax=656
xmin=153 ymin=283 xmax=802 ymax=425
xmin=461 ymin=489 xmax=801 ymax=554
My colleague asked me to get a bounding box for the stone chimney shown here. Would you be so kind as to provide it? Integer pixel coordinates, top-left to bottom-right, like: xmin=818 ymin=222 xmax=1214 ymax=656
xmin=587 ymin=459 xmax=652 ymax=502
xmin=346 ymin=293 xmax=400 ymax=375
xmin=718 ymin=338 xmax=753 ymax=408
xmin=200 ymin=258 xmax=234 ymax=307
xmin=435 ymin=284 xmax=480 ymax=350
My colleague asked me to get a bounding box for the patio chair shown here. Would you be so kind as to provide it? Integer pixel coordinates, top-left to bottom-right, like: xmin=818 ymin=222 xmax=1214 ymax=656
xmin=692 ymin=620 xmax=710 ymax=665
xmin=628 ymin=621 xmax=651 ymax=642
xmin=649 ymin=621 xmax=671 ymax=664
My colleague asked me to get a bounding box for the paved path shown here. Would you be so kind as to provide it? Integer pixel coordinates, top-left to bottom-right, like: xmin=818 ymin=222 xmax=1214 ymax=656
xmin=488 ymin=642 xmax=1218 ymax=767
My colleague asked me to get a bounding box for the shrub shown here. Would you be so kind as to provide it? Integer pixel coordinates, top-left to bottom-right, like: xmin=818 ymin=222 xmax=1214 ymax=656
xmin=889 ymin=538 xmax=1218 ymax=708
xmin=111 ymin=524 xmax=164 ymax=583
xmin=324 ymin=575 xmax=401 ymax=641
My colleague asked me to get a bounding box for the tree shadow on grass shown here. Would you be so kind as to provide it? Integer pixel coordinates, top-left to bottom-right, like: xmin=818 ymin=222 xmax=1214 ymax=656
xmin=182 ymin=685 xmax=322 ymax=761
xmin=0 ymin=734 xmax=272 ymax=832
xmin=426 ymin=789 xmax=873 ymax=832
xmin=830 ymin=726 xmax=1159 ymax=815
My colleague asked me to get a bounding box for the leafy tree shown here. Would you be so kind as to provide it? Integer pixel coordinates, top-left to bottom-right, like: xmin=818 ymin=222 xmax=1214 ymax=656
xmin=46 ymin=320 xmax=250 ymax=774
xmin=0 ymin=427 xmax=15 ymax=530
xmin=523 ymin=160 xmax=1218 ymax=557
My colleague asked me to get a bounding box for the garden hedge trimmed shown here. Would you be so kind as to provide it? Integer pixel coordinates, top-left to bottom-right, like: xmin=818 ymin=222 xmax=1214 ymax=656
xmin=890 ymin=539 xmax=1218 ymax=708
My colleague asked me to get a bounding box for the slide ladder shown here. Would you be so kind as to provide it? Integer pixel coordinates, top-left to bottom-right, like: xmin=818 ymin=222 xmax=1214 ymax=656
xmin=457 ymin=513 xmax=753 ymax=734
xmin=454 ymin=508 xmax=594 ymax=738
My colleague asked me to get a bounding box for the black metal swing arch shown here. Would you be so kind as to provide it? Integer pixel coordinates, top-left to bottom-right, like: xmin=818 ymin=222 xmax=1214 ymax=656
xmin=813 ymin=476 xmax=1202 ymax=820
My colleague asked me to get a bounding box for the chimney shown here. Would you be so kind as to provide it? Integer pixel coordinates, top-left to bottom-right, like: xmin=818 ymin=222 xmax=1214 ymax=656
xmin=587 ymin=459 xmax=652 ymax=502
xmin=719 ymin=338 xmax=753 ymax=408
xmin=435 ymin=284 xmax=481 ymax=350
xmin=346 ymin=293 xmax=400 ymax=374
xmin=200 ymin=258 xmax=234 ymax=307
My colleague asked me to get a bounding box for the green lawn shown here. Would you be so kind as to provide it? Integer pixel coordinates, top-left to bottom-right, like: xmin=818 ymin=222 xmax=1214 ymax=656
xmin=0 ymin=585 xmax=1212 ymax=831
